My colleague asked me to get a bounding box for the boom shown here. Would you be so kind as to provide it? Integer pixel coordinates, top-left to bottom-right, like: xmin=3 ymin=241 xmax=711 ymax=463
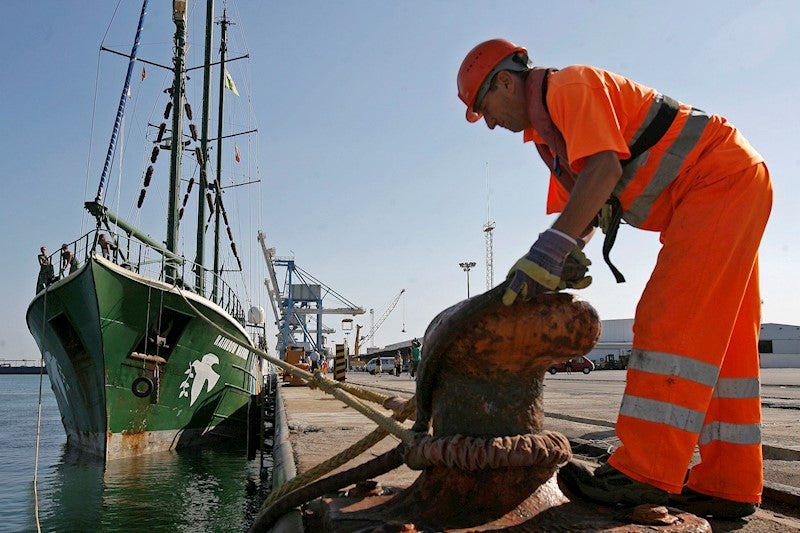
xmin=360 ymin=289 xmax=405 ymax=347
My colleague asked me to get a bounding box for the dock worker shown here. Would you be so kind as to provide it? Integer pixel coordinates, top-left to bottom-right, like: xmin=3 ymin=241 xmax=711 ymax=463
xmin=457 ymin=39 xmax=772 ymax=518
xmin=410 ymin=340 xmax=422 ymax=379
xmin=308 ymin=350 xmax=320 ymax=372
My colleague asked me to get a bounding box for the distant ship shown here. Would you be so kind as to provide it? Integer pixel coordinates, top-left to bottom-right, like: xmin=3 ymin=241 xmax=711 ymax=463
xmin=0 ymin=360 xmax=46 ymax=375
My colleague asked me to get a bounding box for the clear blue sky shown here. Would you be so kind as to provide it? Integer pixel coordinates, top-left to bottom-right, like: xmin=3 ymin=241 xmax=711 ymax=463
xmin=1 ymin=0 xmax=798 ymax=360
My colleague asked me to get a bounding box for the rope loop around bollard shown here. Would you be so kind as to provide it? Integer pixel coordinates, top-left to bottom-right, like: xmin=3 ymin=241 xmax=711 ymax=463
xmin=403 ymin=430 xmax=572 ymax=471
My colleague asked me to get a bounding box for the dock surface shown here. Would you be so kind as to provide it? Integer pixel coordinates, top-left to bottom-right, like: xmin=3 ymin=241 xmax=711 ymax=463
xmin=269 ymin=368 xmax=800 ymax=532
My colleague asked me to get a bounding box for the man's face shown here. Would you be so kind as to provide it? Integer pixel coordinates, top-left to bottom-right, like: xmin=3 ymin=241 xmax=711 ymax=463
xmin=475 ymin=71 xmax=528 ymax=133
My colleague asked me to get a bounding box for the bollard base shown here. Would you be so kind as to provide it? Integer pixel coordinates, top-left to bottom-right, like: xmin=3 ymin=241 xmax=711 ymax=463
xmin=311 ymin=475 xmax=711 ymax=532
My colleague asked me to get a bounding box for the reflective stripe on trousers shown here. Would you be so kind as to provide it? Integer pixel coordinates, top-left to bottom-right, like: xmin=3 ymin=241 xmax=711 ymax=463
xmin=608 ymin=162 xmax=771 ymax=503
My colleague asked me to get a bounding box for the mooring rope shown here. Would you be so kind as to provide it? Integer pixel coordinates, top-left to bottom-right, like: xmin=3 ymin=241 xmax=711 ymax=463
xmin=323 ymin=379 xmax=391 ymax=407
xmin=33 ymin=284 xmax=51 ymax=533
xmin=403 ymin=430 xmax=571 ymax=471
xmin=259 ymin=397 xmax=416 ymax=510
xmin=142 ymin=282 xmax=153 ymax=372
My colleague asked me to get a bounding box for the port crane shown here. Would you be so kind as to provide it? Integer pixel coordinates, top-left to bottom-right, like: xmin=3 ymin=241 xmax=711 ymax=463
xmin=353 ymin=289 xmax=405 ymax=358
xmin=257 ymin=231 xmax=364 ymax=359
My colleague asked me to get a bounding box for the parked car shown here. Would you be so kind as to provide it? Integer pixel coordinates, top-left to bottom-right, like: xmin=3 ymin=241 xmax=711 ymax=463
xmin=548 ymin=356 xmax=595 ymax=375
xmin=365 ymin=357 xmax=396 ymax=375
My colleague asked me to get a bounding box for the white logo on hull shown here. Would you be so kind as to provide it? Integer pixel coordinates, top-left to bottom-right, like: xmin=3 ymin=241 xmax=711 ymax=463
xmin=179 ymin=354 xmax=220 ymax=406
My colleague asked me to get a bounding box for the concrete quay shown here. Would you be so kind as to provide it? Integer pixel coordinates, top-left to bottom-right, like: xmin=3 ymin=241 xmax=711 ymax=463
xmin=267 ymin=368 xmax=800 ymax=532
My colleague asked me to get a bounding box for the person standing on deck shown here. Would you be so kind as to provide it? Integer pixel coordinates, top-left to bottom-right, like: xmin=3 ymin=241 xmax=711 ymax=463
xmin=60 ymin=244 xmax=79 ymax=276
xmin=98 ymin=233 xmax=117 ymax=260
xmin=36 ymin=246 xmax=54 ymax=293
xmin=457 ymin=39 xmax=771 ymax=518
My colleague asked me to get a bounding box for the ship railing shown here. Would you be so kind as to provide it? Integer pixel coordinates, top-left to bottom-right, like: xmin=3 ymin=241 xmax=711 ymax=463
xmin=232 ymin=362 xmax=257 ymax=382
xmin=55 ymin=231 xmax=246 ymax=326
xmin=230 ymin=363 xmax=258 ymax=395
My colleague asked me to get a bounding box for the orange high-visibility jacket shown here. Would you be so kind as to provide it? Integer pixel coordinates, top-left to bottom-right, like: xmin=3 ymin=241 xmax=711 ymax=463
xmin=523 ymin=65 xmax=763 ymax=230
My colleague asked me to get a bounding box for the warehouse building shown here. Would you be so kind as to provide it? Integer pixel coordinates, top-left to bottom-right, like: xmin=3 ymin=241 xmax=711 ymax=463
xmin=586 ymin=320 xmax=800 ymax=369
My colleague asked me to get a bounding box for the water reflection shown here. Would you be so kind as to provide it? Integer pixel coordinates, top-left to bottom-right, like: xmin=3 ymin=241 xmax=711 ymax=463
xmin=35 ymin=444 xmax=268 ymax=532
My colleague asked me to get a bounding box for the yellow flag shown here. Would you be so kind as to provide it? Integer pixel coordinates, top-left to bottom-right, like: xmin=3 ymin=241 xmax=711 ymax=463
xmin=224 ymin=69 xmax=239 ymax=96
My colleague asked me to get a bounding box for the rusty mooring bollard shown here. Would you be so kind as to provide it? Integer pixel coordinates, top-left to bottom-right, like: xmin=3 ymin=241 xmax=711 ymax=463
xmin=291 ymin=285 xmax=596 ymax=531
xmin=353 ymin=286 xmax=709 ymax=532
xmin=255 ymin=284 xmax=711 ymax=531
xmin=367 ymin=287 xmax=600 ymax=529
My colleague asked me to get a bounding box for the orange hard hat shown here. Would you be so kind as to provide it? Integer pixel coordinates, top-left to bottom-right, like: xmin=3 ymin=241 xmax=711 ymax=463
xmin=457 ymin=39 xmax=530 ymax=123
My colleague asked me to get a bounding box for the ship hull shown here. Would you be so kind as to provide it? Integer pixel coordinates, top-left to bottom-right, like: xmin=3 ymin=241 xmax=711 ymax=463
xmin=26 ymin=255 xmax=261 ymax=460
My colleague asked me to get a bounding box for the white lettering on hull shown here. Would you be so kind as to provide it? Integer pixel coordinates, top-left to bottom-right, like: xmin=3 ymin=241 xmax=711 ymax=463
xmin=213 ymin=334 xmax=250 ymax=360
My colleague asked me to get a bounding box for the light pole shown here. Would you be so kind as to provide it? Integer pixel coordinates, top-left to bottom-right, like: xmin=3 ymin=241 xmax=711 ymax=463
xmin=342 ymin=318 xmax=353 ymax=370
xmin=459 ymin=261 xmax=476 ymax=298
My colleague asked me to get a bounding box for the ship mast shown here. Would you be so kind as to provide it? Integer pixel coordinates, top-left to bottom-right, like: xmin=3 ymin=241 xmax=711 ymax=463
xmin=195 ymin=0 xmax=214 ymax=293
xmin=212 ymin=7 xmax=230 ymax=301
xmin=166 ymin=0 xmax=188 ymax=275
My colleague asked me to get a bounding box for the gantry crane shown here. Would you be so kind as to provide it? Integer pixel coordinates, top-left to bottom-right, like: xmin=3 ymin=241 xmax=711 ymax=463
xmin=257 ymin=231 xmax=364 ymax=359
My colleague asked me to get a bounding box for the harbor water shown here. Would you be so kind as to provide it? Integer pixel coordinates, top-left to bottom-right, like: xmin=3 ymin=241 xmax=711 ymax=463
xmin=0 ymin=375 xmax=270 ymax=532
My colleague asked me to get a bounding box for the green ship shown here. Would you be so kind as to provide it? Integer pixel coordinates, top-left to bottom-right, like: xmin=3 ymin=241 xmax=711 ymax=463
xmin=26 ymin=0 xmax=266 ymax=459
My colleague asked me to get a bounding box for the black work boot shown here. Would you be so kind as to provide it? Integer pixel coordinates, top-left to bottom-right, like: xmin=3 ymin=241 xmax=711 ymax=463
xmin=669 ymin=488 xmax=758 ymax=519
xmin=558 ymin=459 xmax=669 ymax=506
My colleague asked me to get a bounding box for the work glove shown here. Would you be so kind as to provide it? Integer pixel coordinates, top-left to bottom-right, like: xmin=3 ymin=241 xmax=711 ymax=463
xmin=559 ymin=248 xmax=593 ymax=290
xmin=502 ymin=229 xmax=577 ymax=306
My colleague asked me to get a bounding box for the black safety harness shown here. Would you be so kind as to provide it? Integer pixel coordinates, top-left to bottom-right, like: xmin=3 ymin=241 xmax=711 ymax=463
xmin=532 ymin=68 xmax=680 ymax=283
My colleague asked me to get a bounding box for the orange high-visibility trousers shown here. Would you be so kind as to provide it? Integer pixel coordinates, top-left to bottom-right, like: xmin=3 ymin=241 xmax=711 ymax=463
xmin=608 ymin=162 xmax=772 ymax=504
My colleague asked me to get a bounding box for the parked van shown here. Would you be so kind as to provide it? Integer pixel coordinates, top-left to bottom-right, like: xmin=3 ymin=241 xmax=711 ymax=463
xmin=548 ymin=356 xmax=595 ymax=375
xmin=365 ymin=357 xmax=395 ymax=375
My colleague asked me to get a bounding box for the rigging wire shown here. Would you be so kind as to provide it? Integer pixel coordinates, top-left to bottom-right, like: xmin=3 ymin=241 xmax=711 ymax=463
xmin=82 ymin=0 xmax=126 ymax=236
xmin=204 ymin=0 xmax=265 ymax=312
xmin=82 ymin=50 xmax=106 ymax=239
xmin=94 ymin=0 xmax=150 ymax=205
xmin=114 ymin=66 xmax=151 ymax=223
xmin=228 ymin=0 xmax=265 ymax=311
